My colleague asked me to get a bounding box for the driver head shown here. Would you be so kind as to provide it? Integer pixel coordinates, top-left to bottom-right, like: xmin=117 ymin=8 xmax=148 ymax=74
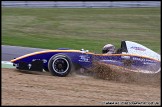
xmin=102 ymin=44 xmax=115 ymax=54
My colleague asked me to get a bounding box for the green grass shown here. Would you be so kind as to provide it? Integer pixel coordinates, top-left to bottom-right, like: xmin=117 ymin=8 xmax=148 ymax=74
xmin=2 ymin=7 xmax=160 ymax=53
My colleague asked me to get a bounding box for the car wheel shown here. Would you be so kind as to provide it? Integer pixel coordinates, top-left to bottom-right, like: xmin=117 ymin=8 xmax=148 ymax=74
xmin=48 ymin=54 xmax=72 ymax=77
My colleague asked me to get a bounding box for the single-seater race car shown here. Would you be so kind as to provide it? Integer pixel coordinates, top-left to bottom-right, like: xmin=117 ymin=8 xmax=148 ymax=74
xmin=11 ymin=41 xmax=161 ymax=77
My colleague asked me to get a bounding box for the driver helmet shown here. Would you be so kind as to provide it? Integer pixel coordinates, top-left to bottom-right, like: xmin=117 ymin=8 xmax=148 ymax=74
xmin=102 ymin=44 xmax=115 ymax=54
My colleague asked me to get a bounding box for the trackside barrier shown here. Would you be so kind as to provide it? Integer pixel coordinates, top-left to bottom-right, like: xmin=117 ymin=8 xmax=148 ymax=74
xmin=2 ymin=1 xmax=160 ymax=8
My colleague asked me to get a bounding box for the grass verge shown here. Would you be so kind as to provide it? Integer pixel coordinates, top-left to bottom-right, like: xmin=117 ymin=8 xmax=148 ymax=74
xmin=2 ymin=7 xmax=160 ymax=53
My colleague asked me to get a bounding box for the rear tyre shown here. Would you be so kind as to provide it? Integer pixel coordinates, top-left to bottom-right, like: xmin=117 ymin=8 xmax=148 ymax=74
xmin=48 ymin=54 xmax=72 ymax=77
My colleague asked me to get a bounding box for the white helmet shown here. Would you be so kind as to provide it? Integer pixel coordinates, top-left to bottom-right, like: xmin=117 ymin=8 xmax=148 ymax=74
xmin=102 ymin=44 xmax=115 ymax=54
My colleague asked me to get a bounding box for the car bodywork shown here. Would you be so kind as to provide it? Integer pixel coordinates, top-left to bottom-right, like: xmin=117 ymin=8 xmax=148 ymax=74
xmin=11 ymin=41 xmax=161 ymax=76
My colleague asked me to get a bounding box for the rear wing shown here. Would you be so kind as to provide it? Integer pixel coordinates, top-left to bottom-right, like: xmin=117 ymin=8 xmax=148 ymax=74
xmin=120 ymin=41 xmax=160 ymax=61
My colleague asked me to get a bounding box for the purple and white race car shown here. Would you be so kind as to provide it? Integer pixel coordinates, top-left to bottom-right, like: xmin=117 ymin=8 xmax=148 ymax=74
xmin=11 ymin=41 xmax=161 ymax=77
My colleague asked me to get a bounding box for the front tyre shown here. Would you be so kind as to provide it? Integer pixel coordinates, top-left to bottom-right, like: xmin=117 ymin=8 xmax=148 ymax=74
xmin=48 ymin=54 xmax=72 ymax=77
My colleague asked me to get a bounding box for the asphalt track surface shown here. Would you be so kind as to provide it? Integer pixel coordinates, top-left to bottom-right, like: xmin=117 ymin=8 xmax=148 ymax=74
xmin=2 ymin=45 xmax=48 ymax=61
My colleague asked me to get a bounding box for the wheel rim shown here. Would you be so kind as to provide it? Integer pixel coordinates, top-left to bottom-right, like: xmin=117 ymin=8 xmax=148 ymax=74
xmin=52 ymin=57 xmax=69 ymax=74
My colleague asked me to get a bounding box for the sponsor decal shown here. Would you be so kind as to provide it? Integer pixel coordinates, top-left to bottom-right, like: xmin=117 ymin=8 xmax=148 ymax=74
xmin=143 ymin=62 xmax=156 ymax=65
xmin=79 ymin=55 xmax=90 ymax=62
xmin=42 ymin=59 xmax=47 ymax=63
xmin=132 ymin=57 xmax=156 ymax=63
xmin=121 ymin=55 xmax=130 ymax=59
xmin=130 ymin=46 xmax=146 ymax=51
xmin=32 ymin=59 xmax=47 ymax=63
xmin=100 ymin=59 xmax=118 ymax=63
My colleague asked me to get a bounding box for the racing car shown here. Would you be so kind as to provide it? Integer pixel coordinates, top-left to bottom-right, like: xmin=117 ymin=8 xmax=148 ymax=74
xmin=11 ymin=41 xmax=161 ymax=77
